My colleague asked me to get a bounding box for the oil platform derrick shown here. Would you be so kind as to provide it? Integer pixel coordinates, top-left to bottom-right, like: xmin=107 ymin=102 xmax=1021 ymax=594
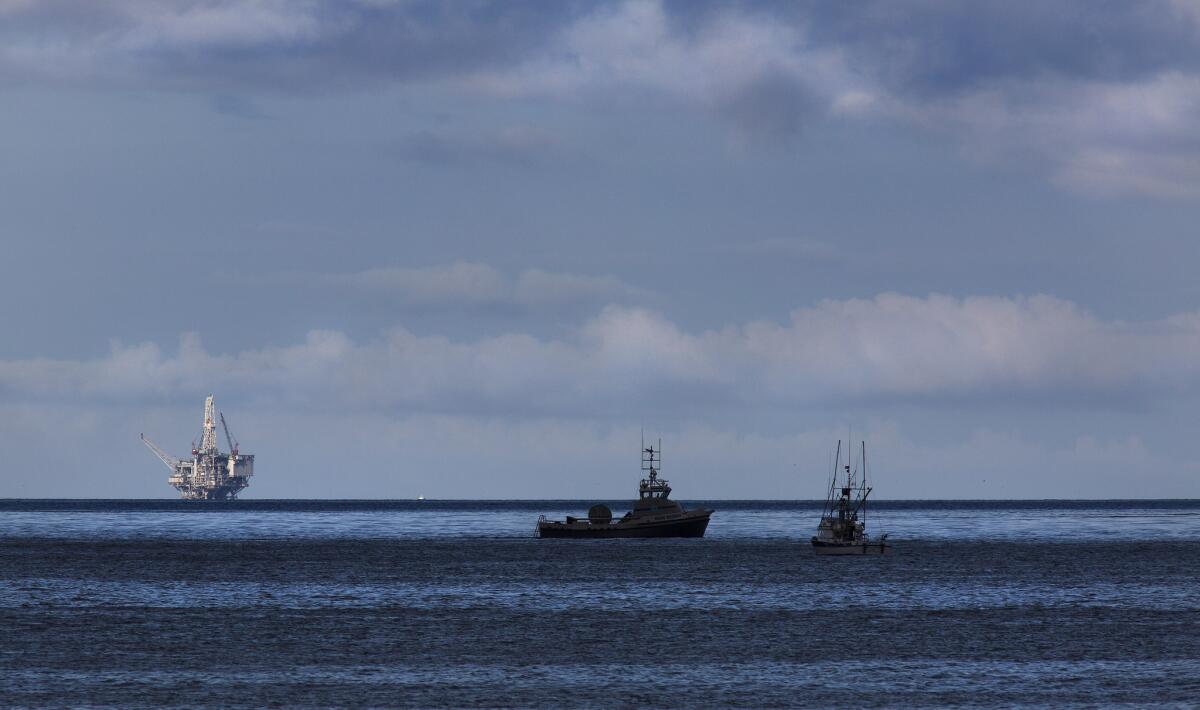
xmin=141 ymin=395 xmax=255 ymax=500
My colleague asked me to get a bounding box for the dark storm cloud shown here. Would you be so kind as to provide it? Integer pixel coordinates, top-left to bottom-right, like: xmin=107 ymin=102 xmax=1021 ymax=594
xmin=798 ymin=0 xmax=1200 ymax=96
xmin=7 ymin=1 xmax=1200 ymax=197
xmin=5 ymin=1 xmax=1198 ymax=97
xmin=714 ymin=69 xmax=818 ymax=141
xmin=779 ymin=0 xmax=1200 ymax=197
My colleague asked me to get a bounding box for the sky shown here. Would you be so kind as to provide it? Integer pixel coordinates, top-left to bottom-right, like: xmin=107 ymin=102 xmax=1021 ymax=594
xmin=3 ymin=0 xmax=1200 ymax=499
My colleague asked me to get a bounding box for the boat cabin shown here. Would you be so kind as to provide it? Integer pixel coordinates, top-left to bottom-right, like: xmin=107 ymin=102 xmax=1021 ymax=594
xmin=630 ymin=469 xmax=682 ymax=518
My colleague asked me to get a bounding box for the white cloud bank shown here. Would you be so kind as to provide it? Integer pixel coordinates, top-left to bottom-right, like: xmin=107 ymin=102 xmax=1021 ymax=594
xmin=4 ymin=293 xmax=1199 ymax=414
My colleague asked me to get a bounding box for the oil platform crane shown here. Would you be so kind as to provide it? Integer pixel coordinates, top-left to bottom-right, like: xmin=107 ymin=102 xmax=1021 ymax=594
xmin=220 ymin=412 xmax=239 ymax=457
xmin=140 ymin=434 xmax=180 ymax=469
xmin=141 ymin=395 xmax=255 ymax=500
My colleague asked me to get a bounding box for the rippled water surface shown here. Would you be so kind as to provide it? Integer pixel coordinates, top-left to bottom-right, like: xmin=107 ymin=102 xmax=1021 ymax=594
xmin=1 ymin=500 xmax=1198 ymax=707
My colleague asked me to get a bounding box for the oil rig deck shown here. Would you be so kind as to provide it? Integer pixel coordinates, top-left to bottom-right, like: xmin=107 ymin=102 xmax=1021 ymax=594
xmin=141 ymin=395 xmax=255 ymax=500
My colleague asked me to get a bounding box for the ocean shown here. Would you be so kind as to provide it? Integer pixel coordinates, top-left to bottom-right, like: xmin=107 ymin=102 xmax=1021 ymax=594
xmin=1 ymin=500 xmax=1197 ymax=708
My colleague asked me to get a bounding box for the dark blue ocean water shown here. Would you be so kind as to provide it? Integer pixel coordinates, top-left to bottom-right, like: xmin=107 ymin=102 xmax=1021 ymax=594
xmin=2 ymin=500 xmax=1198 ymax=707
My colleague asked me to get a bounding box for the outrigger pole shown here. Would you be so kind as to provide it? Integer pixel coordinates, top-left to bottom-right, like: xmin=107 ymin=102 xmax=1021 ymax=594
xmin=825 ymin=440 xmax=842 ymax=517
xmin=861 ymin=440 xmax=868 ymax=529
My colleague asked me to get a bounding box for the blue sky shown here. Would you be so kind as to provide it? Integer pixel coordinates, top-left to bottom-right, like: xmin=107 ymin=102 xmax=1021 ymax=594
xmin=3 ymin=0 xmax=1200 ymax=498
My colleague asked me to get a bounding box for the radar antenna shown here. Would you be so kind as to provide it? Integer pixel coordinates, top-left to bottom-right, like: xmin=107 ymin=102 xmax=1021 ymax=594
xmin=641 ymin=433 xmax=661 ymax=479
xmin=639 ymin=434 xmax=670 ymax=500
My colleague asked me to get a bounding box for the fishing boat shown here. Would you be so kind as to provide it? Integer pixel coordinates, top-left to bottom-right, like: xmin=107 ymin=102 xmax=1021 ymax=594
xmin=811 ymin=440 xmax=890 ymax=555
xmin=536 ymin=438 xmax=712 ymax=539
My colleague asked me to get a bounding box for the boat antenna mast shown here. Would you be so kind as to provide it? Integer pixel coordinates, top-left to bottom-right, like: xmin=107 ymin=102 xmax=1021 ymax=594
xmin=641 ymin=432 xmax=661 ymax=481
xmin=846 ymin=440 xmax=872 ymax=517
xmin=640 ymin=432 xmax=669 ymax=499
xmin=846 ymin=427 xmax=854 ymax=490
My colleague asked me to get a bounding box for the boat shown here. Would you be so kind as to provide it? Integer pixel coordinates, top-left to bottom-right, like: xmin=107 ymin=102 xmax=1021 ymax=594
xmin=811 ymin=439 xmax=890 ymax=555
xmin=536 ymin=438 xmax=712 ymax=539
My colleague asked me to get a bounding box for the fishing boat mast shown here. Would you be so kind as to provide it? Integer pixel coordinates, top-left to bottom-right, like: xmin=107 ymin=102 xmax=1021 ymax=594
xmin=860 ymin=440 xmax=870 ymax=531
xmin=812 ymin=438 xmax=889 ymax=554
xmin=824 ymin=440 xmax=872 ymax=526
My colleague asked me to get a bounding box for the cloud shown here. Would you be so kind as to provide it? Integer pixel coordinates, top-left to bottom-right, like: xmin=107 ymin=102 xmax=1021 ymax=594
xmin=316 ymin=262 xmax=650 ymax=312
xmin=0 ymin=1 xmax=868 ymax=139
xmin=514 ymin=269 xmax=649 ymax=310
xmin=335 ymin=262 xmax=511 ymax=307
xmin=4 ymin=293 xmax=1200 ymax=416
xmin=457 ymin=1 xmax=1200 ymax=181
xmin=0 ymin=0 xmax=568 ymax=90
xmin=805 ymin=0 xmax=1200 ymax=197
xmin=465 ymin=1 xmax=867 ymax=141
xmin=824 ymin=1 xmax=1200 ymax=94
xmin=898 ymin=71 xmax=1200 ymax=198
xmin=0 ymin=0 xmax=327 ymax=86
xmin=5 ymin=0 xmax=1200 ymax=194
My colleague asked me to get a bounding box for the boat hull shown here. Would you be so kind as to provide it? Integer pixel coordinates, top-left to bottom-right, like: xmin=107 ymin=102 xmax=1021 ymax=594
xmin=537 ymin=511 xmax=711 ymax=539
xmin=811 ymin=540 xmax=891 ymax=555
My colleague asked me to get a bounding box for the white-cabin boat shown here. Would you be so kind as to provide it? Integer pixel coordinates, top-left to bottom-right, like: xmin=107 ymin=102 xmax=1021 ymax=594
xmin=812 ymin=440 xmax=890 ymax=555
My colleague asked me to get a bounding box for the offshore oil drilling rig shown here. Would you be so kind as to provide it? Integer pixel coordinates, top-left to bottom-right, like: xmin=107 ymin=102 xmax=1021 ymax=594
xmin=141 ymin=395 xmax=255 ymax=500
